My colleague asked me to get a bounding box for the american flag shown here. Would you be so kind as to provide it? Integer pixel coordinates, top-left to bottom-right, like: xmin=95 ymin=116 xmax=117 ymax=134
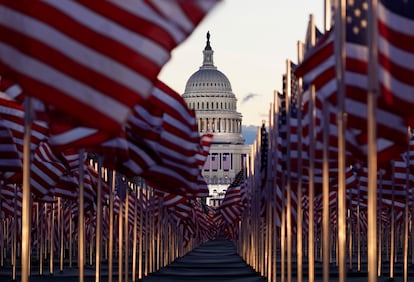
xmin=138 ymin=81 xmax=211 ymax=198
xmin=296 ymin=0 xmax=408 ymax=164
xmin=0 ymin=0 xmax=219 ymax=133
xmin=217 ymin=169 xmax=246 ymax=225
xmin=0 ymin=122 xmax=21 ymax=174
xmin=30 ymin=141 xmax=67 ymax=202
xmin=378 ymin=0 xmax=414 ymax=126
xmin=343 ymin=0 xmax=408 ymax=162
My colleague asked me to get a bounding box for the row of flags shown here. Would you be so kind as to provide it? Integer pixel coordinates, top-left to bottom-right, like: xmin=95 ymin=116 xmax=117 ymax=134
xmin=3 ymin=0 xmax=414 ymax=280
xmin=0 ymin=2 xmax=223 ymax=280
xmin=0 ymin=0 xmax=221 ymax=201
xmin=0 ymin=0 xmax=257 ymax=264
xmin=207 ymin=2 xmax=414 ymax=281
xmin=270 ymin=0 xmax=414 ymax=236
xmin=0 ymin=0 xmax=219 ymax=133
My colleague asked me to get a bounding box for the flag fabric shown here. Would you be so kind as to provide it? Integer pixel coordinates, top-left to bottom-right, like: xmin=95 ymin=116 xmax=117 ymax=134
xmin=29 ymin=141 xmax=67 ymax=202
xmin=296 ymin=0 xmax=408 ymax=164
xmin=342 ymin=0 xmax=407 ymax=148
xmin=378 ymin=0 xmax=414 ymax=126
xmin=115 ymin=173 xmax=128 ymax=201
xmin=217 ymin=169 xmax=246 ymax=225
xmin=0 ymin=92 xmax=49 ymax=183
xmin=197 ymin=133 xmax=214 ymax=169
xmin=0 ymin=0 xmax=219 ymax=132
xmin=138 ymin=80 xmax=212 ymax=198
xmin=0 ymin=122 xmax=22 ymax=174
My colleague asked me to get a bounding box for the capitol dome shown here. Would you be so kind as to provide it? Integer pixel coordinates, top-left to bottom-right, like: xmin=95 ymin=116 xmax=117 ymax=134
xmin=184 ymin=68 xmax=233 ymax=94
xmin=182 ymin=32 xmax=244 ymax=145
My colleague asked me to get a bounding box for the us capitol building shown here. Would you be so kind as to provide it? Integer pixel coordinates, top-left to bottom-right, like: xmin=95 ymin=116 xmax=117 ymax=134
xmin=182 ymin=32 xmax=250 ymax=207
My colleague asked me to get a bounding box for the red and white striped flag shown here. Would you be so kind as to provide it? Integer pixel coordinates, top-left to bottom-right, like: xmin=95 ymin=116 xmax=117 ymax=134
xmin=0 ymin=122 xmax=21 ymax=174
xmin=138 ymin=80 xmax=212 ymax=197
xmin=378 ymin=0 xmax=414 ymax=125
xmin=296 ymin=1 xmax=409 ymax=164
xmin=0 ymin=0 xmax=219 ymax=133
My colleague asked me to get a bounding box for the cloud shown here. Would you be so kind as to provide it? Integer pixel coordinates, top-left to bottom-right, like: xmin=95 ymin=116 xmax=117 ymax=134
xmin=241 ymin=92 xmax=259 ymax=104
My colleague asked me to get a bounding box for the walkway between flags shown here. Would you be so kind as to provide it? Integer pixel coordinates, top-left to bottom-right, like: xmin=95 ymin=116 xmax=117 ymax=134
xmin=0 ymin=239 xmax=266 ymax=282
xmin=2 ymin=238 xmax=413 ymax=281
xmin=144 ymin=239 xmax=266 ymax=282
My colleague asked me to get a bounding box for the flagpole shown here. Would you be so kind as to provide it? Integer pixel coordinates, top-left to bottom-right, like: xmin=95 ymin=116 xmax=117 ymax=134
xmin=132 ymin=182 xmax=138 ymax=282
xmin=404 ymin=197 xmax=409 ymax=282
xmin=334 ymin=1 xmax=347 ymax=281
xmin=377 ymin=170 xmax=383 ymax=277
xmin=280 ymin=172 xmax=286 ymax=282
xmin=108 ymin=170 xmax=115 ymax=282
xmin=404 ymin=138 xmax=410 ymax=282
xmin=40 ymin=202 xmax=44 ymax=275
xmin=78 ymin=150 xmax=85 ymax=282
xmin=308 ymin=83 xmax=316 ymax=282
xmin=50 ymin=199 xmax=55 ymax=275
xmin=12 ymin=185 xmax=18 ymax=281
xmin=138 ymin=183 xmax=144 ymax=281
xmin=0 ymin=203 xmax=3 ymax=268
xmin=322 ymin=100 xmax=330 ymax=282
xmin=265 ymin=103 xmax=273 ymax=281
xmin=118 ymin=182 xmax=123 ymax=282
xmin=0 ymin=204 xmax=3 ymax=268
xmin=148 ymin=188 xmax=154 ymax=275
xmin=324 ymin=0 xmax=331 ymax=31
xmin=367 ymin=1 xmax=378 ymax=281
xmin=272 ymin=90 xmax=279 ymax=282
xmin=296 ymin=40 xmax=304 ymax=282
xmin=308 ymin=13 xmax=317 ymax=282
xmin=95 ymin=158 xmax=103 ymax=282
xmin=124 ymin=187 xmax=129 ymax=282
xmin=156 ymin=195 xmax=162 ymax=272
xmin=59 ymin=198 xmax=64 ymax=272
xmin=357 ymin=176 xmax=361 ymax=272
xmin=144 ymin=186 xmax=149 ymax=277
xmin=89 ymin=212 xmax=93 ymax=266
xmin=69 ymin=205 xmax=73 ymax=269
xmin=390 ymin=162 xmax=396 ymax=280
xmin=285 ymin=59 xmax=293 ymax=282
xmin=348 ymin=204 xmax=352 ymax=270
xmin=21 ymin=97 xmax=32 ymax=282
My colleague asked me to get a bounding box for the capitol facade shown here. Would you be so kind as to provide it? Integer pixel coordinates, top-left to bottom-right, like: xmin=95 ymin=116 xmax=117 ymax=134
xmin=182 ymin=32 xmax=250 ymax=207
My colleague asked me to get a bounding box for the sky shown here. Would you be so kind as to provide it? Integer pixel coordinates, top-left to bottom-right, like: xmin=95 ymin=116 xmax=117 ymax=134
xmin=159 ymin=0 xmax=325 ymax=127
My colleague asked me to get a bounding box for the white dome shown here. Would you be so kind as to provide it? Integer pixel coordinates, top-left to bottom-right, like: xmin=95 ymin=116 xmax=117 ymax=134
xmin=184 ymin=68 xmax=233 ymax=94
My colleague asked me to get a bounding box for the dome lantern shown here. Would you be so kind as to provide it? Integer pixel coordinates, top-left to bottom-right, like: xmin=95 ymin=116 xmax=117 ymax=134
xmin=202 ymin=31 xmax=215 ymax=68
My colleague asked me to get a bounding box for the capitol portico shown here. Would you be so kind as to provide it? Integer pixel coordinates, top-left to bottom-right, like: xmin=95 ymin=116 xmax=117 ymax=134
xmin=182 ymin=32 xmax=250 ymax=207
